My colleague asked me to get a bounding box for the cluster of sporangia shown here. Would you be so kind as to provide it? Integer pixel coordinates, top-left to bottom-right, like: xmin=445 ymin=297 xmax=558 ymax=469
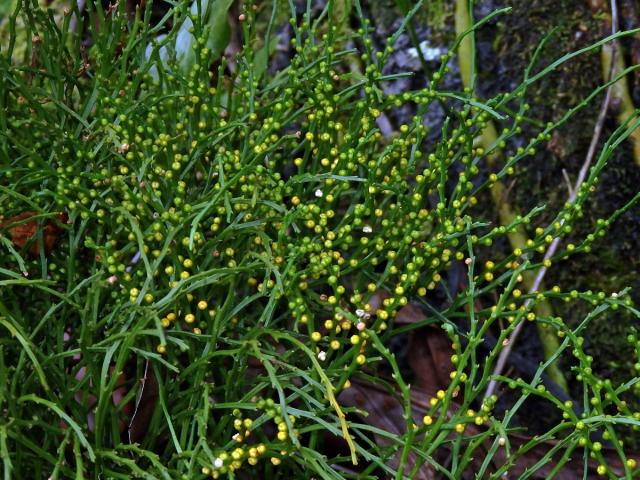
xmin=201 ymin=400 xmax=299 ymax=476
xmin=4 ymin=2 xmax=640 ymax=477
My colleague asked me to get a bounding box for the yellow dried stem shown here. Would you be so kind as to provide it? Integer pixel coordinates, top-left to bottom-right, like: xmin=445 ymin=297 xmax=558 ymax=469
xmin=589 ymin=0 xmax=640 ymax=165
xmin=601 ymin=42 xmax=640 ymax=164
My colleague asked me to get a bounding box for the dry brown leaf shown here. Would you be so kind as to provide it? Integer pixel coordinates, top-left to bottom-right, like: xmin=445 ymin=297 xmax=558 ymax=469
xmin=395 ymin=302 xmax=426 ymax=325
xmin=407 ymin=327 xmax=453 ymax=391
xmin=2 ymin=211 xmax=65 ymax=255
xmin=128 ymin=361 xmax=159 ymax=444
xmin=339 ymin=379 xmax=436 ymax=480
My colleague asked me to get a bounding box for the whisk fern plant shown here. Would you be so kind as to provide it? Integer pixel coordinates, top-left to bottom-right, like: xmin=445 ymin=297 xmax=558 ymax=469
xmin=1 ymin=0 xmax=640 ymax=478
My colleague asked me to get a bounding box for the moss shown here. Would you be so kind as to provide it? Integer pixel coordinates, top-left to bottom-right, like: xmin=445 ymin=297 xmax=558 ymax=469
xmin=470 ymin=0 xmax=603 ymax=236
xmin=366 ymin=0 xmax=452 ymax=41
xmin=425 ymin=0 xmax=451 ymax=32
xmin=553 ymin=146 xmax=640 ymax=446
